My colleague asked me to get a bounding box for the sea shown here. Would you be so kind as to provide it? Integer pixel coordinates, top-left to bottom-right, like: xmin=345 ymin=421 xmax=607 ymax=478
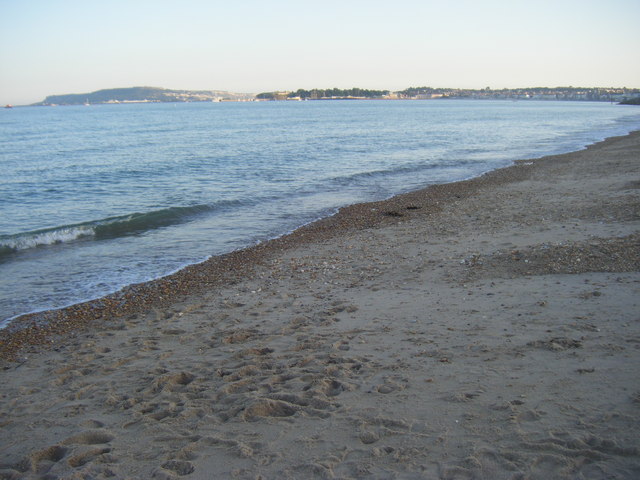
xmin=2 ymin=99 xmax=640 ymax=327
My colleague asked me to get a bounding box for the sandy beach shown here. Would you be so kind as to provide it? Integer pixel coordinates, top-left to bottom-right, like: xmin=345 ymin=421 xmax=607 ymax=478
xmin=1 ymin=131 xmax=639 ymax=479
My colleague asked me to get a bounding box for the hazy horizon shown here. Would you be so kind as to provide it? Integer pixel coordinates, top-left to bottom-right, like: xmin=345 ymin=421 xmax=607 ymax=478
xmin=1 ymin=0 xmax=639 ymax=106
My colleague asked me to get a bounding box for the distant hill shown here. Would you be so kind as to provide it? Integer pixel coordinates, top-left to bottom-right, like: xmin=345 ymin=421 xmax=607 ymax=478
xmin=34 ymin=87 xmax=254 ymax=105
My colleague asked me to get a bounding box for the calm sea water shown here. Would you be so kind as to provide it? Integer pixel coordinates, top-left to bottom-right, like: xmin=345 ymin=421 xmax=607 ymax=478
xmin=1 ymin=100 xmax=640 ymax=325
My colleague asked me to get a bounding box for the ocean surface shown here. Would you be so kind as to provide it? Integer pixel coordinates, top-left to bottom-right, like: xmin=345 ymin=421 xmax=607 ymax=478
xmin=2 ymin=100 xmax=640 ymax=326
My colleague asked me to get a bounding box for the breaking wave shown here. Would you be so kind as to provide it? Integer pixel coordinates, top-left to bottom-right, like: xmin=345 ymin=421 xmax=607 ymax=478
xmin=0 ymin=203 xmax=233 ymax=259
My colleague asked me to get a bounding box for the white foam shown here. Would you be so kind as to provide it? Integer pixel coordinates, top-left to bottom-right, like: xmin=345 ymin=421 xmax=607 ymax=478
xmin=2 ymin=226 xmax=95 ymax=251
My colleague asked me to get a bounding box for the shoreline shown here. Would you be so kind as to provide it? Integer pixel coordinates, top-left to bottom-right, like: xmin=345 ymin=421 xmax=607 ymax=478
xmin=3 ymin=100 xmax=639 ymax=332
xmin=1 ymin=130 xmax=639 ymax=479
xmin=1 ymin=131 xmax=638 ymax=359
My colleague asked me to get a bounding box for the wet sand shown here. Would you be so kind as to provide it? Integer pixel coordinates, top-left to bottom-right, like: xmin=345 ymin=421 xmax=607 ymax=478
xmin=1 ymin=131 xmax=639 ymax=479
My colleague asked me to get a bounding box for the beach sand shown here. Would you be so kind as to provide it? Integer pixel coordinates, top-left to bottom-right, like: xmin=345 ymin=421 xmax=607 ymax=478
xmin=1 ymin=132 xmax=639 ymax=479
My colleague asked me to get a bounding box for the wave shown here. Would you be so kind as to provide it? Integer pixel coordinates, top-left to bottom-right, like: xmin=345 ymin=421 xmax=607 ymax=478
xmin=0 ymin=225 xmax=95 ymax=257
xmin=92 ymin=204 xmax=217 ymax=239
xmin=326 ymin=157 xmax=481 ymax=188
xmin=0 ymin=202 xmax=236 ymax=259
xmin=0 ymin=156 xmax=499 ymax=261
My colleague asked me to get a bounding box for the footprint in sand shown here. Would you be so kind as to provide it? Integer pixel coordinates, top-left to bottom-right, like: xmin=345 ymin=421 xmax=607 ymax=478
xmin=67 ymin=447 xmax=112 ymax=467
xmin=241 ymin=399 xmax=298 ymax=421
xmin=14 ymin=431 xmax=115 ymax=477
xmin=359 ymin=431 xmax=380 ymax=444
xmin=21 ymin=445 xmax=68 ymax=473
xmin=62 ymin=430 xmax=114 ymax=445
xmin=160 ymin=459 xmax=195 ymax=476
xmin=375 ymin=376 xmax=407 ymax=394
xmin=376 ymin=384 xmax=397 ymax=394
xmin=150 ymin=372 xmax=195 ymax=393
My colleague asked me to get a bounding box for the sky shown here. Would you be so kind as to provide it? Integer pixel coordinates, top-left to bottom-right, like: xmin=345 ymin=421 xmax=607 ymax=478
xmin=1 ymin=0 xmax=639 ymax=105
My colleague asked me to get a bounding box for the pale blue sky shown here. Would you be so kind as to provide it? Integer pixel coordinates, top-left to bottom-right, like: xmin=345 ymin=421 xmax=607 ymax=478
xmin=1 ymin=0 xmax=639 ymax=105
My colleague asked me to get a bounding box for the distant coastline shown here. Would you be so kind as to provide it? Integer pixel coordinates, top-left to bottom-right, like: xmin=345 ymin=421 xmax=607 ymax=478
xmin=33 ymin=86 xmax=255 ymax=106
xmin=258 ymin=86 xmax=640 ymax=103
xmin=28 ymin=85 xmax=640 ymax=107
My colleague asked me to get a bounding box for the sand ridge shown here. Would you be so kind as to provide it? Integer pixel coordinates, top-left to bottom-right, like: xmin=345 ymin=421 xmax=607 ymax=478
xmin=1 ymin=132 xmax=639 ymax=479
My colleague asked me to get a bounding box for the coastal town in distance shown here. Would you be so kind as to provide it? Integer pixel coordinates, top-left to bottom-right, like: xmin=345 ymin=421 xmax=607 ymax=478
xmin=25 ymin=85 xmax=640 ymax=107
